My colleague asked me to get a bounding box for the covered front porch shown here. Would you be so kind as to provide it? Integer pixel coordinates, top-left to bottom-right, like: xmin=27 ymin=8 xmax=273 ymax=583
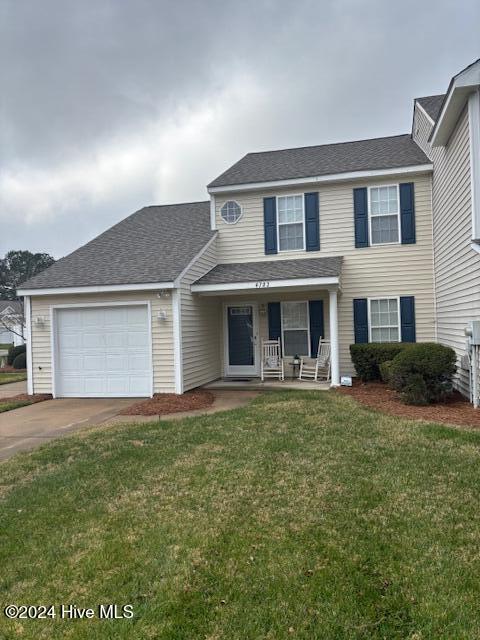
xmin=191 ymin=256 xmax=343 ymax=387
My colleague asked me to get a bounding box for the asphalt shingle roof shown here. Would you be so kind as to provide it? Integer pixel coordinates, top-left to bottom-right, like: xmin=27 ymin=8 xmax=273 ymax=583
xmin=194 ymin=256 xmax=343 ymax=285
xmin=21 ymin=202 xmax=214 ymax=290
xmin=208 ymin=134 xmax=430 ymax=189
xmin=416 ymin=94 xmax=446 ymax=122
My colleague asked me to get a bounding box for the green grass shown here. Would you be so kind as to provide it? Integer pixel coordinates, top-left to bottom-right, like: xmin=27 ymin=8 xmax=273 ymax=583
xmin=0 ymin=372 xmax=27 ymax=385
xmin=0 ymin=399 xmax=30 ymax=413
xmin=1 ymin=390 xmax=480 ymax=639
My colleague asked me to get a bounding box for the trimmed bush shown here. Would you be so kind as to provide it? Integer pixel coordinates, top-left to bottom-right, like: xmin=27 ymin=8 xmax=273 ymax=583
xmin=350 ymin=343 xmax=412 ymax=381
xmin=379 ymin=360 xmax=394 ymax=384
xmin=389 ymin=343 xmax=456 ymax=405
xmin=7 ymin=343 xmax=26 ymax=366
xmin=12 ymin=352 xmax=26 ymax=370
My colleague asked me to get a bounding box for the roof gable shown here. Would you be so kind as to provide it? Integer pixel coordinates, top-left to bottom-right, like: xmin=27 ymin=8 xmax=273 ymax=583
xmin=415 ymin=95 xmax=445 ymax=122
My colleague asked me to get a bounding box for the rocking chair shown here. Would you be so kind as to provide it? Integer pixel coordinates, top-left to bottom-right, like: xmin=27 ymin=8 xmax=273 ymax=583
xmin=298 ymin=338 xmax=331 ymax=382
xmin=260 ymin=339 xmax=285 ymax=381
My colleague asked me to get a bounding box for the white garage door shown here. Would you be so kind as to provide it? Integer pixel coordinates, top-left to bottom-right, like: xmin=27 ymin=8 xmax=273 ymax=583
xmin=54 ymin=305 xmax=152 ymax=397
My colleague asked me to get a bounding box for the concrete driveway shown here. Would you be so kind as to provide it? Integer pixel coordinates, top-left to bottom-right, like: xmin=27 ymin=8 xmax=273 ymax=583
xmin=0 ymin=380 xmax=27 ymax=398
xmin=0 ymin=398 xmax=138 ymax=461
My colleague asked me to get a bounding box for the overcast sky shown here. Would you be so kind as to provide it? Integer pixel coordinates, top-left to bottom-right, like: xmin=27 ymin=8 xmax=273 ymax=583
xmin=1 ymin=0 xmax=479 ymax=259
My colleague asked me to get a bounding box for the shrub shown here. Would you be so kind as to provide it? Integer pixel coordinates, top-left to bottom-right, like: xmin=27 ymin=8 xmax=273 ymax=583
xmin=350 ymin=343 xmax=412 ymax=381
xmin=389 ymin=343 xmax=457 ymax=405
xmin=12 ymin=351 xmax=26 ymax=369
xmin=379 ymin=360 xmax=394 ymax=384
xmin=7 ymin=343 xmax=26 ymax=366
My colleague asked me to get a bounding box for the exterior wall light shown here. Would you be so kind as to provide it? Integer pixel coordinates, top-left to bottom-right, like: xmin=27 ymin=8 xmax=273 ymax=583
xmin=157 ymin=310 xmax=168 ymax=322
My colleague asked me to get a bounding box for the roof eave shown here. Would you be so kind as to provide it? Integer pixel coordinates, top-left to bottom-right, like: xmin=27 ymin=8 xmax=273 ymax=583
xmin=191 ymin=276 xmax=341 ymax=296
xmin=430 ymin=60 xmax=480 ymax=147
xmin=18 ymin=281 xmax=176 ymax=297
xmin=208 ymin=163 xmax=433 ymax=194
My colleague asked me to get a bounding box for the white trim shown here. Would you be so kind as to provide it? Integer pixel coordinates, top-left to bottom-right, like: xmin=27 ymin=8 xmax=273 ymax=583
xmin=415 ymin=101 xmax=435 ymax=127
xmin=367 ymin=184 xmax=401 ymax=246
xmin=50 ymin=306 xmax=56 ymax=398
xmin=280 ymin=300 xmax=310 ymax=357
xmin=469 ymin=90 xmax=480 ymax=241
xmin=210 ymin=194 xmax=216 ymax=230
xmin=50 ymin=301 xmax=154 ymax=398
xmin=276 ymin=194 xmax=306 ymax=252
xmin=223 ymin=301 xmax=260 ymax=376
xmin=207 ymin=164 xmax=433 ymax=194
xmin=191 ymin=276 xmax=340 ymax=294
xmin=219 ymin=200 xmax=243 ymax=225
xmin=329 ymin=289 xmax=340 ymax=387
xmin=174 ymin=233 xmax=218 ymax=286
xmin=431 ymin=60 xmax=480 ymax=147
xmin=471 ymin=242 xmax=480 ymax=255
xmin=24 ymin=296 xmax=33 ymax=395
xmin=172 ymin=289 xmax=183 ymax=394
xmin=367 ymin=296 xmax=401 ymax=343
xmin=17 ymin=281 xmax=175 ymax=297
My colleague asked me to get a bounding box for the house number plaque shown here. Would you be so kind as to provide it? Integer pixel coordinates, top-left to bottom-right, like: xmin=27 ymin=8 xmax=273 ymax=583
xmin=255 ymin=281 xmax=270 ymax=288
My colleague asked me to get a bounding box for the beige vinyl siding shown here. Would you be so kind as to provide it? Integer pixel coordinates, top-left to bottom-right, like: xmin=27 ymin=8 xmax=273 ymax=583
xmin=179 ymin=238 xmax=222 ymax=391
xmin=30 ymin=291 xmax=175 ymax=395
xmin=413 ymin=103 xmax=480 ymax=396
xmin=215 ymin=174 xmax=435 ymax=374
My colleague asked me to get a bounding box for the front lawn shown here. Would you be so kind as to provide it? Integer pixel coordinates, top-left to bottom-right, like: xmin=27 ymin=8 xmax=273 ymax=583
xmin=0 ymin=399 xmax=30 ymax=413
xmin=1 ymin=391 xmax=480 ymax=639
xmin=0 ymin=371 xmax=27 ymax=385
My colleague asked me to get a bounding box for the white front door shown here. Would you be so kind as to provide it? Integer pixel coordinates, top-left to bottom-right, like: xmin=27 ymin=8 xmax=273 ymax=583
xmin=54 ymin=305 xmax=152 ymax=397
xmin=224 ymin=303 xmax=259 ymax=376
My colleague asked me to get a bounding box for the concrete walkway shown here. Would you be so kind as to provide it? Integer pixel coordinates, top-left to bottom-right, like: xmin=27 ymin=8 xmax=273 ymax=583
xmin=0 ymin=398 xmax=138 ymax=461
xmin=105 ymin=390 xmax=260 ymax=425
xmin=0 ymin=380 xmax=27 ymax=398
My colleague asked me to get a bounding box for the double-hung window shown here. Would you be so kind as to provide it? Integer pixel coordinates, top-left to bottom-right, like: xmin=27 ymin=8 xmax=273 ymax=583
xmin=369 ymin=298 xmax=400 ymax=342
xmin=281 ymin=301 xmax=310 ymax=356
xmin=277 ymin=195 xmax=305 ymax=251
xmin=368 ymin=185 xmax=400 ymax=245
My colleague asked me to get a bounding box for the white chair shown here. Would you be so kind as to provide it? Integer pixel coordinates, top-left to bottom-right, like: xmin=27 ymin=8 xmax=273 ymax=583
xmin=299 ymin=338 xmax=331 ymax=382
xmin=260 ymin=339 xmax=285 ymax=381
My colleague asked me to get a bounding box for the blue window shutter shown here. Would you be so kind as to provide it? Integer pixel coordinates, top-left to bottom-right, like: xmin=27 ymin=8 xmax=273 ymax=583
xmin=353 ymin=298 xmax=368 ymax=343
xmin=309 ymin=300 xmax=324 ymax=356
xmin=400 ymin=183 xmax=416 ymax=244
xmin=353 ymin=188 xmax=369 ymax=248
xmin=264 ymin=197 xmax=277 ymax=254
xmin=400 ymin=296 xmax=416 ymax=342
xmin=304 ymin=192 xmax=320 ymax=251
xmin=268 ymin=302 xmax=281 ymax=341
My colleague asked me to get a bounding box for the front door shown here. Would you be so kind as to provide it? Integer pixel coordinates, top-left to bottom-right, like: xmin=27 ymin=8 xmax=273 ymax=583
xmin=225 ymin=303 xmax=259 ymax=376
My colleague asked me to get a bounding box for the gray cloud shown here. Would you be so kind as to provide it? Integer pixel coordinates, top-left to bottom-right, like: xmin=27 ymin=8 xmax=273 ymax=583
xmin=1 ymin=0 xmax=479 ymax=258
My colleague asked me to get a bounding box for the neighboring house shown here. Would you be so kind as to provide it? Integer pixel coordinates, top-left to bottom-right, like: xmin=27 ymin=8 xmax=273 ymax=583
xmin=17 ymin=59 xmax=480 ymax=402
xmin=412 ymin=59 xmax=480 ymax=400
xmin=0 ymin=301 xmax=25 ymax=347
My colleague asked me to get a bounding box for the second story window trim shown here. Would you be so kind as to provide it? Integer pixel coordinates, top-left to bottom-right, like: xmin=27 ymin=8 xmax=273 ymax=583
xmin=367 ymin=184 xmax=401 ymax=246
xmin=276 ymin=194 xmax=306 ymax=252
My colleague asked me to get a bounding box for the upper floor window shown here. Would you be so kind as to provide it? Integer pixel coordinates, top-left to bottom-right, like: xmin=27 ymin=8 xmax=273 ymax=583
xmin=277 ymin=195 xmax=305 ymax=251
xmin=369 ymin=297 xmax=400 ymax=342
xmin=368 ymin=185 xmax=400 ymax=245
xmin=221 ymin=200 xmax=242 ymax=224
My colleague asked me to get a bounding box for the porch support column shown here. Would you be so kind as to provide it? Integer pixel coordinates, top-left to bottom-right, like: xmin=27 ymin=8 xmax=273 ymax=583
xmin=329 ymin=289 xmax=340 ymax=387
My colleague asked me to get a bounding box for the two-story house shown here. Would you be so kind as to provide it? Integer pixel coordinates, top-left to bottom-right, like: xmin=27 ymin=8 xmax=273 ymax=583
xmin=18 ymin=59 xmax=480 ymax=402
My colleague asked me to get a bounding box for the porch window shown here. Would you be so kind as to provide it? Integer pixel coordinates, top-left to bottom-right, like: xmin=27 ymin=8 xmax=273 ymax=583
xmin=281 ymin=301 xmax=310 ymax=355
xmin=369 ymin=298 xmax=400 ymax=342
xmin=368 ymin=185 xmax=400 ymax=245
xmin=277 ymin=195 xmax=305 ymax=251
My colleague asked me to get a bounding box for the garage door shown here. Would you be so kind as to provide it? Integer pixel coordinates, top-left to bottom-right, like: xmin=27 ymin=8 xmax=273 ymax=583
xmin=54 ymin=305 xmax=151 ymax=397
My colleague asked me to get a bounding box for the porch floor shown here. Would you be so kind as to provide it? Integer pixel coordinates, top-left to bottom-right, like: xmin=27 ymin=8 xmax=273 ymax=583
xmin=204 ymin=378 xmax=330 ymax=391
